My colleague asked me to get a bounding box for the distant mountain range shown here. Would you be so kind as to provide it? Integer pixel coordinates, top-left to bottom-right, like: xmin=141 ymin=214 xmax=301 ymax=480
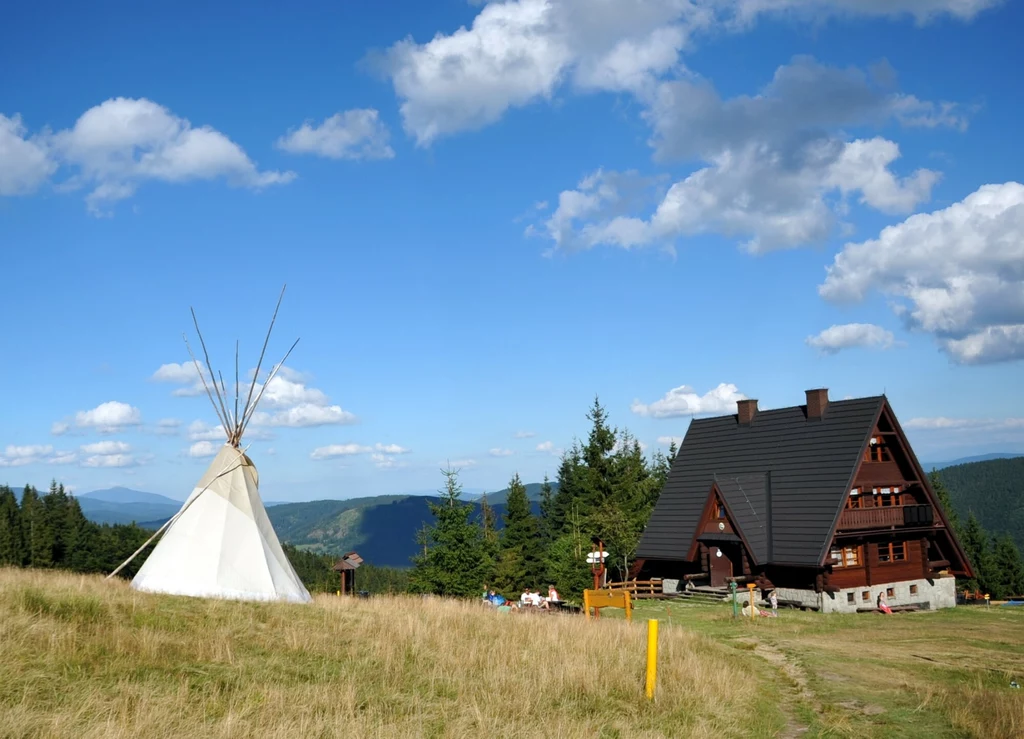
xmin=920 ymin=453 xmax=1023 ymax=471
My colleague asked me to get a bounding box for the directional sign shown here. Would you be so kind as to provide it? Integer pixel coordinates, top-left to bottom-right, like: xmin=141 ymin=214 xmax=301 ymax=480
xmin=586 ymin=551 xmax=609 ymax=564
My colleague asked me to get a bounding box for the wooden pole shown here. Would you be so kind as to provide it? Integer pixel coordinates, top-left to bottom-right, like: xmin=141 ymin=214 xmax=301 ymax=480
xmin=645 ymin=619 xmax=659 ymax=700
xmin=747 ymin=583 xmax=757 ymax=621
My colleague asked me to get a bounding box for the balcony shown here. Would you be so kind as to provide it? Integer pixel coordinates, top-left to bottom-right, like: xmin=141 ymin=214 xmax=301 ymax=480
xmin=838 ymin=504 xmax=934 ymax=531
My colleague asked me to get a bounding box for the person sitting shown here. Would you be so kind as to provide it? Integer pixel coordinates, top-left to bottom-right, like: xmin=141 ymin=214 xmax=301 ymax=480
xmin=544 ymin=585 xmax=561 ymax=610
xmin=528 ymin=590 xmax=543 ymax=607
xmin=877 ymin=592 xmax=893 ymax=614
xmin=520 ymin=588 xmax=532 ymax=607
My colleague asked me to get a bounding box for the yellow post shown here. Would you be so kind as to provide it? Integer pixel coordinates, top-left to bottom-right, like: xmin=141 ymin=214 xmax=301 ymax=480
xmin=645 ymin=619 xmax=659 ymax=700
xmin=625 ymin=591 xmax=633 ymax=623
xmin=584 ymin=590 xmax=591 ymax=621
xmin=747 ymin=583 xmax=756 ymax=621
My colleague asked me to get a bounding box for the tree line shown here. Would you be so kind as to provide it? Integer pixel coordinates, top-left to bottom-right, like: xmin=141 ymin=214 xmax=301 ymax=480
xmin=0 ymin=483 xmax=154 ymax=577
xmin=930 ymin=470 xmax=1024 ymax=599
xmin=409 ymin=398 xmax=673 ymax=601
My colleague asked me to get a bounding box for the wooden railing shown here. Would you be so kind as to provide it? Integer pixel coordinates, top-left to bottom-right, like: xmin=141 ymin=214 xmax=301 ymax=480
xmin=838 ymin=506 xmax=903 ymax=530
xmin=606 ymin=579 xmax=663 ymax=596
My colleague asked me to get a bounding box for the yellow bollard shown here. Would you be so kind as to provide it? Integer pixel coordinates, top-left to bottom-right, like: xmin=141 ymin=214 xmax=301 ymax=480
xmin=747 ymin=583 xmax=756 ymax=621
xmin=645 ymin=619 xmax=659 ymax=700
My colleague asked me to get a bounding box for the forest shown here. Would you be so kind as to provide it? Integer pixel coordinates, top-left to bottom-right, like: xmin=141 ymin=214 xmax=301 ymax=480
xmin=2 ymin=398 xmax=1022 ymax=601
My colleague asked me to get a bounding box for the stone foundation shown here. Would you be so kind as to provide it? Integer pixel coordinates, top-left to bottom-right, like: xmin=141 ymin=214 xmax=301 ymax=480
xmin=776 ymin=575 xmax=957 ymax=614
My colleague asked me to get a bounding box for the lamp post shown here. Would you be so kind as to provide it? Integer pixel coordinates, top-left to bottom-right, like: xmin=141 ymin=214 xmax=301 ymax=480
xmin=590 ymin=537 xmax=606 ymax=591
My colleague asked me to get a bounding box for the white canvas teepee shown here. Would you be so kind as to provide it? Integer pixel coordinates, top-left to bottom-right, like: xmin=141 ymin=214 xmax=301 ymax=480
xmin=114 ymin=287 xmax=312 ymax=604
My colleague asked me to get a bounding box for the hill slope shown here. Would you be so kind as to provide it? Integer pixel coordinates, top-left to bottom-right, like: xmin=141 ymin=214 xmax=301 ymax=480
xmin=937 ymin=456 xmax=1024 ymax=551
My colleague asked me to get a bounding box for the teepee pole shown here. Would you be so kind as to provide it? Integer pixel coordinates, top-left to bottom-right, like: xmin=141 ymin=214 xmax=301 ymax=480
xmin=191 ymin=307 xmax=234 ymax=438
xmin=106 ymin=444 xmax=252 ymax=580
xmin=241 ymin=284 xmax=287 ymax=425
xmin=234 ymin=340 xmax=240 ymax=435
xmin=238 ymin=338 xmax=300 ymax=438
xmin=183 ymin=334 xmax=229 ymax=431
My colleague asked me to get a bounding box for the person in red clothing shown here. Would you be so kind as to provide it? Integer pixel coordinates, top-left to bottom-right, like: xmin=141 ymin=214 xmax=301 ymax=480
xmin=877 ymin=591 xmax=893 ymax=614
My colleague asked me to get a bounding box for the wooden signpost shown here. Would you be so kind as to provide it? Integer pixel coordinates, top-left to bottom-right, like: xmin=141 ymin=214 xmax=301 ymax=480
xmin=583 ymin=588 xmax=632 ymax=622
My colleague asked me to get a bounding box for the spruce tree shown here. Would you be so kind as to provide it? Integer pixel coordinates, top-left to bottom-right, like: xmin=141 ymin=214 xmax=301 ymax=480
xmin=992 ymin=535 xmax=1024 ymax=599
xmin=538 ymin=474 xmax=556 ymax=545
xmin=928 ymin=469 xmax=961 ymax=534
xmin=0 ymin=486 xmax=25 ymax=566
xmin=478 ymin=493 xmax=500 ymax=586
xmin=408 ymin=467 xmax=485 ymax=597
xmin=961 ymin=512 xmax=997 ymax=594
xmin=496 ymin=473 xmax=543 ymax=592
xmin=20 ymin=485 xmax=54 ymax=567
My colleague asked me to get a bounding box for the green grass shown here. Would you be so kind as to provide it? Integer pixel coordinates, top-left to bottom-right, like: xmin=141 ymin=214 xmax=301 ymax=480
xmin=608 ymin=598 xmax=1024 ymax=737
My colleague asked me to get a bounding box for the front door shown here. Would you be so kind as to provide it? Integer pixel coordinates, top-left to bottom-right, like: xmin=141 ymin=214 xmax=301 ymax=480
xmin=709 ymin=545 xmax=733 ymax=587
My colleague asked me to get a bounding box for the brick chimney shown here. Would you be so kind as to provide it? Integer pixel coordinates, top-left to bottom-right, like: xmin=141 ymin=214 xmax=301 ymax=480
xmin=806 ymin=388 xmax=829 ymax=420
xmin=737 ymin=398 xmax=758 ymax=425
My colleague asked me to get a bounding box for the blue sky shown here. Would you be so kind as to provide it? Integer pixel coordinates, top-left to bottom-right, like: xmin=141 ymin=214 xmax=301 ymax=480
xmin=2 ymin=0 xmax=1022 ymax=501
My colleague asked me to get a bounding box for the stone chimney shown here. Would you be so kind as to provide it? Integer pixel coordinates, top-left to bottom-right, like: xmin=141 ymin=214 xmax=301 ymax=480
xmin=806 ymin=388 xmax=829 ymax=420
xmin=737 ymin=398 xmax=758 ymax=426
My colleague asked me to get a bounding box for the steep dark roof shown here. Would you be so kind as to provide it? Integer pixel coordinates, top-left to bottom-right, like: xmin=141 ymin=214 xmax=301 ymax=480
xmin=637 ymin=395 xmax=884 ymax=567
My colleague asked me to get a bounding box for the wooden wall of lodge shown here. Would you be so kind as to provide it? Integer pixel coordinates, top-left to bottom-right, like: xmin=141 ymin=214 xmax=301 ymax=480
xmin=828 ymin=539 xmax=929 ymax=589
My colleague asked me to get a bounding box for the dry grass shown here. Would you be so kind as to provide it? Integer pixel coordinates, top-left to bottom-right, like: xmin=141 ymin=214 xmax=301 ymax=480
xmin=0 ymin=569 xmax=783 ymax=738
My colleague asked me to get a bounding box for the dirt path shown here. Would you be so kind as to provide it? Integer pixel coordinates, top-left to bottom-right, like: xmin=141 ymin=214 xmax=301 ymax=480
xmin=736 ymin=637 xmax=813 ymax=737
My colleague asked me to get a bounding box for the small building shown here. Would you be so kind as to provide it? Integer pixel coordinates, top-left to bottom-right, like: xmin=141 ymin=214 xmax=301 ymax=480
xmin=634 ymin=389 xmax=972 ymax=613
xmin=332 ymin=551 xmax=363 ymax=594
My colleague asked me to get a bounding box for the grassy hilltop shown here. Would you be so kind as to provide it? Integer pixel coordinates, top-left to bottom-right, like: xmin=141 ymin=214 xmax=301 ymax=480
xmin=2 ymin=569 xmax=1023 ymax=738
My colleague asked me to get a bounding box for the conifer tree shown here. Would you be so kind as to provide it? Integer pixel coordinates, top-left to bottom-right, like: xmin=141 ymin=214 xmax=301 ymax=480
xmin=928 ymin=469 xmax=961 ymax=534
xmin=538 ymin=474 xmax=556 ymax=545
xmin=20 ymin=485 xmax=54 ymax=567
xmin=495 ymin=473 xmax=543 ymax=592
xmin=0 ymin=485 xmax=24 ymax=566
xmin=961 ymin=512 xmax=997 ymax=594
xmin=408 ymin=466 xmax=485 ymax=597
xmin=992 ymin=534 xmax=1024 ymax=599
xmin=478 ymin=493 xmax=500 ymax=586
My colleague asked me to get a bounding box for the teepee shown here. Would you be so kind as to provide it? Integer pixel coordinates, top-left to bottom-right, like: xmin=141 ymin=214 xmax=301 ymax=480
xmin=112 ymin=287 xmax=312 ymax=604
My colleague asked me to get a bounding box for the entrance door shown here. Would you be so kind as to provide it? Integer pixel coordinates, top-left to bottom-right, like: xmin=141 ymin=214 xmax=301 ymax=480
xmin=708 ymin=545 xmax=733 ymax=587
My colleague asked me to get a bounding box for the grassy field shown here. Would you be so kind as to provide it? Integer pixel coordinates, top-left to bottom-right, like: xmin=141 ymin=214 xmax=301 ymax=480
xmin=1 ymin=568 xmax=1022 ymax=738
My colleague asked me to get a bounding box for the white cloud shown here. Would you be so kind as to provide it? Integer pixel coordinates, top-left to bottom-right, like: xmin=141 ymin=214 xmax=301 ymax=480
xmin=72 ymin=401 xmax=142 ymax=433
xmin=0 ymin=445 xmax=53 ymax=467
xmin=51 ymin=422 xmax=70 ymax=436
xmin=80 ymin=441 xmax=131 ymax=455
xmin=904 ymin=417 xmax=1024 ymax=431
xmin=806 ymin=323 xmax=897 ymax=354
xmin=539 ymin=56 xmax=950 ymax=254
xmin=372 ymin=452 xmax=408 ymax=470
xmin=444 ymin=458 xmax=477 ymax=468
xmin=187 ymin=420 xmax=226 ymax=442
xmin=514 ymin=430 xmax=536 ymax=439
xmin=249 ymin=404 xmax=357 ymax=428
xmin=256 ymin=375 xmax=330 ymax=409
xmin=0 ymin=114 xmax=56 ymax=195
xmin=375 ymin=443 xmax=410 ymax=454
xmin=490 ymin=448 xmax=515 ymax=457
xmin=46 ymin=97 xmax=294 ymax=214
xmin=378 ymin=1 xmax=986 ymax=145
xmin=82 ymin=453 xmax=138 ymax=468
xmin=631 ymin=382 xmax=746 ymax=418
xmin=49 ymin=453 xmax=79 ymax=466
xmin=657 ymin=435 xmax=684 ymax=447
xmin=536 ymin=441 xmax=554 ymax=452
xmin=151 ymin=361 xmax=209 ymax=397
xmin=311 ymin=444 xmax=373 ymax=460
xmin=276 ymin=109 xmax=395 ymax=160
xmin=819 ymin=182 xmax=1024 ymax=364
xmin=188 ymin=441 xmax=220 ymax=458
xmin=155 ymin=418 xmax=182 ymax=435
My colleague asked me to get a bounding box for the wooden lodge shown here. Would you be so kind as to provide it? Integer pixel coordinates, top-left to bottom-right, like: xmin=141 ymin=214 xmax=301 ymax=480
xmin=633 ymin=389 xmax=973 ymax=612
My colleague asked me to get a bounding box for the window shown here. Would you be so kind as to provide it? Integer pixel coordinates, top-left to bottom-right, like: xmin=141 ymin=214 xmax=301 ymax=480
xmin=886 ymin=587 xmax=895 ymax=598
xmin=878 ymin=541 xmax=907 ymax=563
xmin=847 ymin=592 xmax=855 ymax=604
xmin=909 ymin=584 xmax=918 ymax=596
xmin=864 ymin=436 xmax=893 ymax=462
xmin=862 ymin=591 xmax=870 ymax=601
xmin=831 ymin=546 xmax=861 ymax=568
xmin=716 ymin=503 xmax=725 ymax=519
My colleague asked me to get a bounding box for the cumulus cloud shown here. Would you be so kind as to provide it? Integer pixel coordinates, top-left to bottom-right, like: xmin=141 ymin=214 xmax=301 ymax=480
xmin=155 ymin=418 xmax=182 ymax=435
xmin=444 ymin=459 xmax=477 ymax=468
xmin=51 ymin=422 xmax=70 ymax=436
xmin=187 ymin=420 xmax=227 ymax=442
xmin=80 ymin=441 xmax=131 ymax=455
xmin=82 ymin=453 xmax=138 ymax=468
xmin=276 ymin=109 xmax=395 ymax=160
xmin=373 ymin=452 xmax=408 ymax=470
xmin=905 ymin=417 xmax=1024 ymax=430
xmin=0 ymin=445 xmax=55 ymax=467
xmin=377 ymin=0 xmax=986 ymax=145
xmin=188 ymin=441 xmax=220 ymax=459
xmin=539 ymin=56 xmax=950 ymax=254
xmin=375 ymin=443 xmax=410 ymax=455
xmin=151 ymin=361 xmax=210 ymax=397
xmin=71 ymin=401 xmax=142 ymax=433
xmin=631 ymin=382 xmax=746 ymax=418
xmin=806 ymin=323 xmax=897 ymax=354
xmin=490 ymin=448 xmax=515 ymax=457
xmin=311 ymin=444 xmax=373 ymax=460
xmin=819 ymin=182 xmax=1024 ymax=364
xmin=0 ymin=114 xmax=56 ymax=195
xmin=514 ymin=430 xmax=537 ymax=439
xmin=249 ymin=404 xmax=357 ymax=428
